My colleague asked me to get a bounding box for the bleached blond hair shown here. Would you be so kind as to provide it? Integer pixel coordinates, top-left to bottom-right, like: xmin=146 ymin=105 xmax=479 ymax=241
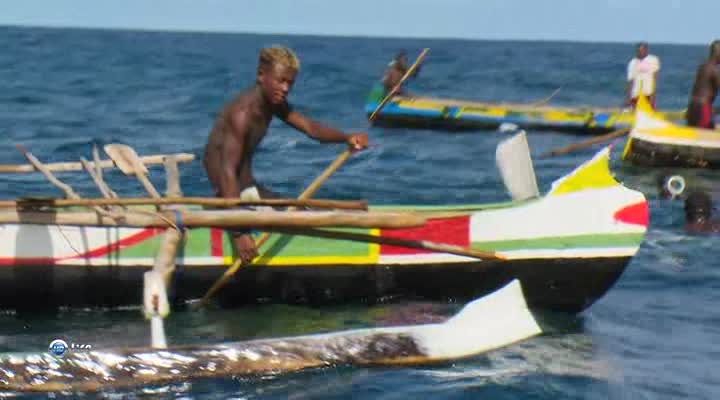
xmin=258 ymin=46 xmax=300 ymax=73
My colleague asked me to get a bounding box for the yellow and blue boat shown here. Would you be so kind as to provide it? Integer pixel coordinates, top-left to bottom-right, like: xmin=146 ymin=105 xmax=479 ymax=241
xmin=622 ymin=95 xmax=720 ymax=169
xmin=365 ymin=86 xmax=687 ymax=135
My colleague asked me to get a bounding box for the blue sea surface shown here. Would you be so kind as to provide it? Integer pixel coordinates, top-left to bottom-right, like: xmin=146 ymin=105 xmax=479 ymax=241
xmin=1 ymin=26 xmax=719 ymax=399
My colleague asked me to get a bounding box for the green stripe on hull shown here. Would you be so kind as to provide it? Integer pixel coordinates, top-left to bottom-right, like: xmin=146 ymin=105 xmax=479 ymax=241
xmin=115 ymin=228 xmax=373 ymax=259
xmin=242 ymin=228 xmax=373 ymax=258
xmin=117 ymin=228 xmax=213 ymax=258
xmin=113 ymin=231 xmax=642 ymax=259
xmin=471 ymin=233 xmax=644 ymax=252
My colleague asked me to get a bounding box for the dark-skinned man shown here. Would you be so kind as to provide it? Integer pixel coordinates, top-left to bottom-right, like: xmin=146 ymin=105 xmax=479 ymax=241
xmin=686 ymin=40 xmax=720 ymax=129
xmin=203 ymin=46 xmax=368 ymax=265
xmin=381 ymin=51 xmax=420 ymax=96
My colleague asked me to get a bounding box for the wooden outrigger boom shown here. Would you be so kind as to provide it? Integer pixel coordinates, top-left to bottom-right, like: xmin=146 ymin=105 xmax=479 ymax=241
xmin=1 ymin=196 xmax=369 ymax=210
xmin=0 ymin=152 xmax=195 ymax=173
xmin=0 ymin=208 xmax=426 ymax=229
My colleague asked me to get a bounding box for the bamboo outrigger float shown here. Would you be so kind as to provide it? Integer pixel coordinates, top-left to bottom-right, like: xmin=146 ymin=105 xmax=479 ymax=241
xmin=1 ymin=280 xmax=543 ymax=393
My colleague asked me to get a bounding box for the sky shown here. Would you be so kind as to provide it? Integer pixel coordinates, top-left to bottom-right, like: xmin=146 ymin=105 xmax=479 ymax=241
xmin=1 ymin=0 xmax=718 ymax=45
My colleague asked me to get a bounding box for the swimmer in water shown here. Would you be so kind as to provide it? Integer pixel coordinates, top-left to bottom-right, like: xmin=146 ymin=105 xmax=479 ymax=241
xmin=684 ymin=191 xmax=720 ymax=234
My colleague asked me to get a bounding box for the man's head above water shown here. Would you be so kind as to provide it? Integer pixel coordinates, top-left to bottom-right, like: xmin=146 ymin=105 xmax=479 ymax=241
xmin=685 ymin=191 xmax=713 ymax=223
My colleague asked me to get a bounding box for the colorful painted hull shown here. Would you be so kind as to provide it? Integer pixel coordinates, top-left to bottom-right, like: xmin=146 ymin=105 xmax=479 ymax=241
xmin=365 ymin=87 xmax=686 ymax=135
xmin=622 ymin=95 xmax=720 ymax=169
xmin=0 ymin=148 xmax=648 ymax=313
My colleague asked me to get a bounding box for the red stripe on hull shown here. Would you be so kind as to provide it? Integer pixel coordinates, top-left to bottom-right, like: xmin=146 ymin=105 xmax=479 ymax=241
xmin=380 ymin=216 xmax=470 ymax=255
xmin=613 ymin=201 xmax=649 ymax=227
xmin=211 ymin=228 xmax=224 ymax=257
xmin=0 ymin=227 xmax=164 ymax=266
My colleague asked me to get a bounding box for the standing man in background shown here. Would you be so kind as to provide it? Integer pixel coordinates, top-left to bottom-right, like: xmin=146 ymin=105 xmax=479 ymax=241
xmin=686 ymin=40 xmax=720 ymax=129
xmin=625 ymin=42 xmax=660 ymax=110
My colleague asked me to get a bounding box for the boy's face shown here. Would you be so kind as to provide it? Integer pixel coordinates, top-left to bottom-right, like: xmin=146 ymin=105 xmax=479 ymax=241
xmin=258 ymin=63 xmax=297 ymax=105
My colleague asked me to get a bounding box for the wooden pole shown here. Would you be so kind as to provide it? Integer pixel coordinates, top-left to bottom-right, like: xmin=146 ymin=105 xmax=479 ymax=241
xmin=1 ymin=196 xmax=368 ymax=210
xmin=539 ymin=128 xmax=630 ymax=158
xmin=274 ymin=227 xmax=507 ymax=261
xmin=0 ymin=208 xmax=427 ymax=229
xmin=368 ymin=48 xmax=430 ymax=122
xmin=15 ymin=145 xmax=117 ymax=218
xmin=144 ymin=155 xmax=186 ymax=349
xmin=80 ymin=157 xmax=118 ymax=200
xmin=0 ymin=152 xmax=195 ymax=173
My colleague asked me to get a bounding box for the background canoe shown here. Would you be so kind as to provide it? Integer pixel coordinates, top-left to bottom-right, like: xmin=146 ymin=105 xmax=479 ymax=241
xmin=365 ymin=87 xmax=687 ymax=135
xmin=622 ymin=95 xmax=720 ymax=169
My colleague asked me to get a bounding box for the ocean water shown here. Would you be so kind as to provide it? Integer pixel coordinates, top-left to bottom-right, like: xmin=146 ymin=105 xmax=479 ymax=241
xmin=1 ymin=25 xmax=719 ymax=399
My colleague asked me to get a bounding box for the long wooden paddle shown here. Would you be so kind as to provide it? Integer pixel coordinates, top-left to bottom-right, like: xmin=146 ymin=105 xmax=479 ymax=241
xmin=538 ymin=127 xmax=630 ymax=159
xmin=194 ymin=148 xmax=354 ymax=308
xmin=368 ymin=48 xmax=429 ymax=122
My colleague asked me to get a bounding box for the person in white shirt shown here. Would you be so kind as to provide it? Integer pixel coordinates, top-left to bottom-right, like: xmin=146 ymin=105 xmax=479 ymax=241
xmin=625 ymin=42 xmax=660 ymax=110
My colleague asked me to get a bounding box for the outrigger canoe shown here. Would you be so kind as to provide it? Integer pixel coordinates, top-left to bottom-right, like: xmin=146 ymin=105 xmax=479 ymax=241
xmin=365 ymin=86 xmax=686 ymax=134
xmin=0 ymin=280 xmax=543 ymax=393
xmin=622 ymin=94 xmax=720 ymax=169
xmin=0 ymin=139 xmax=648 ymax=314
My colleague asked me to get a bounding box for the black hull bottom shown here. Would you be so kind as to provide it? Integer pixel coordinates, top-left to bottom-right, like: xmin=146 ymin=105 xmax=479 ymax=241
xmin=0 ymin=257 xmax=631 ymax=314
xmin=625 ymin=137 xmax=720 ymax=169
xmin=369 ymin=114 xmax=617 ymax=135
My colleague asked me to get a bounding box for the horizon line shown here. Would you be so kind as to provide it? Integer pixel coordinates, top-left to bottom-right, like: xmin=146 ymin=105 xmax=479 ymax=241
xmin=0 ymin=23 xmax=710 ymax=48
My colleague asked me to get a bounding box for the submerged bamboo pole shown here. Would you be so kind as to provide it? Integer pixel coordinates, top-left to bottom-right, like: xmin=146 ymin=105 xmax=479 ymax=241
xmin=0 ymin=208 xmax=426 ymax=229
xmin=0 ymin=152 xmax=195 ymax=173
xmin=1 ymin=197 xmax=369 ymax=210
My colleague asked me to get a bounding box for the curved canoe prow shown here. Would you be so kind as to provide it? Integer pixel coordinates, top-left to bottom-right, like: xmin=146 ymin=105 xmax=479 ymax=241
xmin=0 ymin=280 xmax=542 ymax=393
xmin=622 ymin=94 xmax=720 ymax=168
xmin=495 ymin=131 xmax=540 ymax=202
